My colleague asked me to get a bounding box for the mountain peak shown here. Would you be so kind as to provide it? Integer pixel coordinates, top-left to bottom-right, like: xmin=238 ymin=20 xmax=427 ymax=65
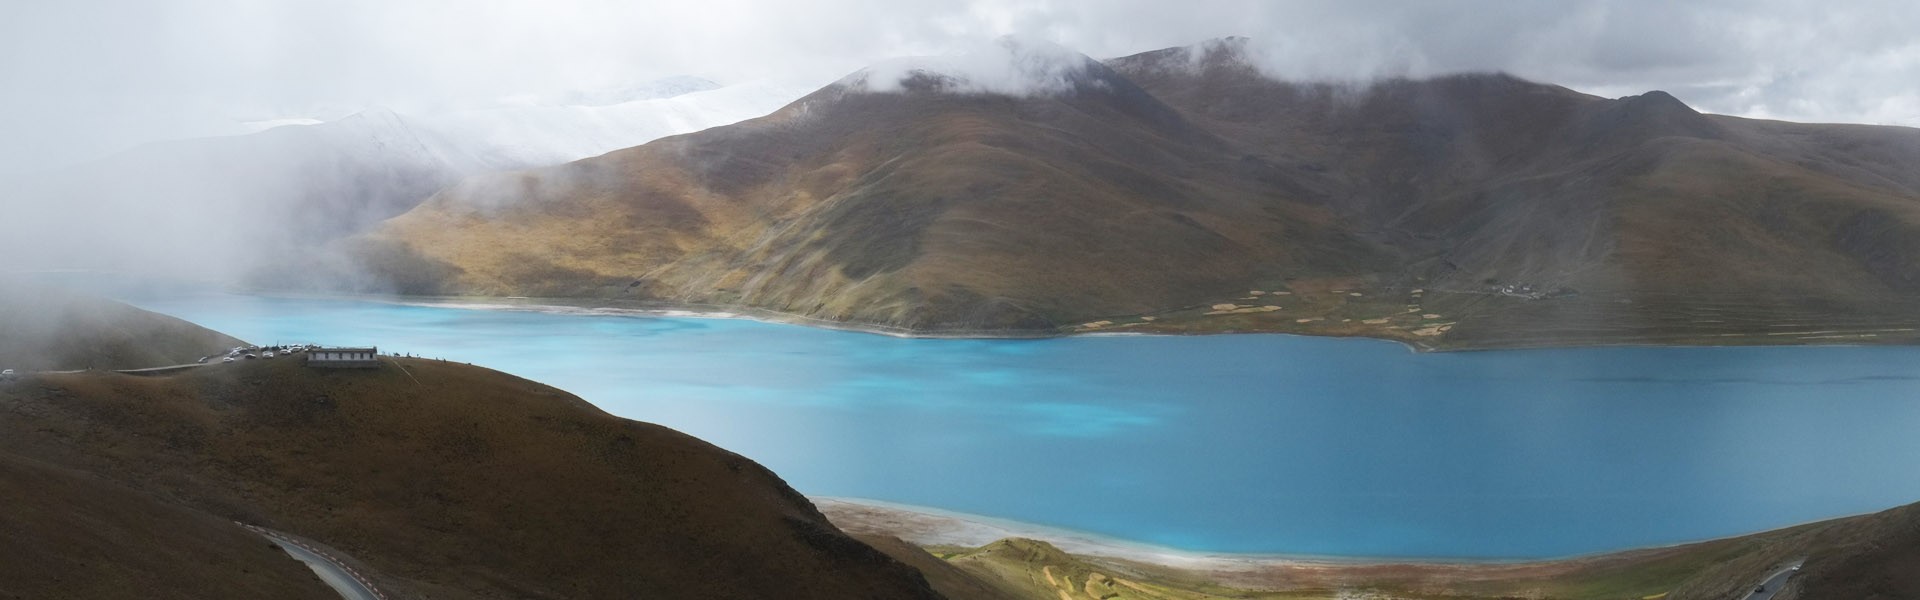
xmin=840 ymin=36 xmax=1111 ymax=97
xmin=1621 ymin=90 xmax=1699 ymax=114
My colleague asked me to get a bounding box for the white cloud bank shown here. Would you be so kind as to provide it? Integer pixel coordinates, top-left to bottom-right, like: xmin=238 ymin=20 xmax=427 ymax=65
xmin=4 ymin=0 xmax=1920 ymax=176
xmin=846 ymin=36 xmax=1102 ymax=96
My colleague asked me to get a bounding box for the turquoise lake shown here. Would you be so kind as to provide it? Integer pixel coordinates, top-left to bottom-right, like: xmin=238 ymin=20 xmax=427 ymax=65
xmin=120 ymin=291 xmax=1920 ymax=559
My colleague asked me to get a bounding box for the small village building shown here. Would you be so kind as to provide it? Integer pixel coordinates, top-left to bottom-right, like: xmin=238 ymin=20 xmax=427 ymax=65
xmin=307 ymin=347 xmax=380 ymax=369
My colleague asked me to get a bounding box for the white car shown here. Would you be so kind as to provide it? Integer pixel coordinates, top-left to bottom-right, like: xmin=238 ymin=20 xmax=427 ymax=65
xmin=263 ymin=351 xmax=276 ymax=358
xmin=222 ymin=357 xmax=235 ymax=363
xmin=1 ymin=369 xmax=14 ymax=378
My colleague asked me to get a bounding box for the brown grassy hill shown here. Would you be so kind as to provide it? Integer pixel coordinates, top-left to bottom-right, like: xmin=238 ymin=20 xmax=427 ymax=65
xmin=0 ymin=284 xmax=243 ymax=371
xmin=836 ymin=499 xmax=1920 ymax=600
xmin=1670 ymin=501 xmax=1920 ymax=600
xmin=0 ymin=453 xmax=336 ymax=600
xmin=330 ymin=37 xmax=1920 ymax=348
xmin=0 ymin=358 xmax=944 ymax=599
xmin=331 ymin=39 xmax=1387 ymax=332
xmin=1107 ymin=38 xmax=1920 ymax=348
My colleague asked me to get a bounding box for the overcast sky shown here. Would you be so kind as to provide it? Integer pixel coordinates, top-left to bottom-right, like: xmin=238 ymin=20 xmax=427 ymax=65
xmin=4 ymin=0 xmax=1919 ymax=175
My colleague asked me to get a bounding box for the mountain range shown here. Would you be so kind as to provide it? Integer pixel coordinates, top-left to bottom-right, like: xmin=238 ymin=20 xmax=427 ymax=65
xmin=317 ymin=36 xmax=1920 ymax=348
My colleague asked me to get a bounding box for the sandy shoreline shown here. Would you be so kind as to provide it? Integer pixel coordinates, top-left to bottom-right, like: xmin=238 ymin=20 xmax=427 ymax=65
xmin=813 ymin=496 xmax=1869 ymax=574
xmin=813 ymin=497 xmax=1572 ymax=570
xmin=814 ymin=497 xmax=1352 ymax=571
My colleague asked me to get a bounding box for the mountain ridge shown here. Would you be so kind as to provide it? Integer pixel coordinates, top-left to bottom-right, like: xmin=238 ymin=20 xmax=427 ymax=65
xmin=317 ymin=37 xmax=1920 ymax=349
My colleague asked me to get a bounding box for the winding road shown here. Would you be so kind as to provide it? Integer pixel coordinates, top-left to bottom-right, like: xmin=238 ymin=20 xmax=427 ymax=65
xmin=238 ymin=523 xmax=387 ymax=600
xmin=1741 ymin=559 xmax=1805 ymax=600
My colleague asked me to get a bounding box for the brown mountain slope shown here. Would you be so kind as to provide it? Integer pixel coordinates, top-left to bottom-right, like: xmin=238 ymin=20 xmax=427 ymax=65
xmin=334 ymin=39 xmax=1386 ymax=332
xmin=1108 ymin=39 xmax=1920 ymax=347
xmin=0 ymin=284 xmax=243 ymax=371
xmin=0 ymin=358 xmax=944 ymax=599
xmin=1670 ymin=501 xmax=1920 ymax=600
xmin=334 ymin=38 xmax=1920 ymax=348
xmin=0 ymin=453 xmax=336 ymax=600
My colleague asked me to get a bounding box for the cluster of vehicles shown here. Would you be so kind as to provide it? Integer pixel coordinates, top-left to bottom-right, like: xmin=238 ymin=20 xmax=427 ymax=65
xmin=199 ymin=344 xmax=317 ymax=364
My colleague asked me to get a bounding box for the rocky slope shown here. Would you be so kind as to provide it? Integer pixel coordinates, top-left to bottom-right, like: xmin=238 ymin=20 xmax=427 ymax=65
xmin=335 ymin=37 xmax=1920 ymax=347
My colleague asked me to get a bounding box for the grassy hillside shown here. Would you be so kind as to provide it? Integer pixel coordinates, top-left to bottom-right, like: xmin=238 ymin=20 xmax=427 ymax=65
xmin=0 ymin=453 xmax=337 ymax=600
xmin=0 ymin=358 xmax=944 ymax=599
xmin=831 ymin=499 xmax=1920 ymax=600
xmin=0 ymin=284 xmax=244 ymax=371
xmin=321 ymin=38 xmax=1920 ymax=349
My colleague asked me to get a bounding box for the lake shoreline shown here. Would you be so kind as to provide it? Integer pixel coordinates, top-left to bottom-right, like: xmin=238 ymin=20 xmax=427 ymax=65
xmin=24 ymin=270 xmax=1912 ymax=354
xmin=816 ymin=496 xmax=1869 ymax=570
xmin=275 ymin=290 xmax=1920 ymax=356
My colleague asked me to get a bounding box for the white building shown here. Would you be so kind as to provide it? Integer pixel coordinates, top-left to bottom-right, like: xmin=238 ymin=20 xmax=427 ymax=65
xmin=307 ymin=347 xmax=379 ymax=369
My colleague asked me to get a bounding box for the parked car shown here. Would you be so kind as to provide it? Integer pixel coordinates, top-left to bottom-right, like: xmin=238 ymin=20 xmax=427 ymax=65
xmin=1 ymin=369 xmax=14 ymax=379
xmin=223 ymin=357 xmax=235 ymax=363
xmin=196 ymin=357 xmax=208 ymax=364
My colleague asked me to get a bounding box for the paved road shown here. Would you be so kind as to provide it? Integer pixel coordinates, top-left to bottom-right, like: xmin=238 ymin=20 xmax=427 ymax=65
xmin=1741 ymin=558 xmax=1805 ymax=600
xmin=238 ymin=523 xmax=387 ymax=600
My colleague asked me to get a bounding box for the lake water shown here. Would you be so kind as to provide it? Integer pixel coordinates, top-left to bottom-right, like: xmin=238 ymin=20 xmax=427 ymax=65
xmin=120 ymin=291 xmax=1920 ymax=559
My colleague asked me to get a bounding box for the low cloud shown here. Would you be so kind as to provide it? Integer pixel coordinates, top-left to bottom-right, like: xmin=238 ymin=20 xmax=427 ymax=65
xmin=4 ymin=0 xmax=1919 ymax=288
xmin=847 ymin=36 xmax=1103 ymax=96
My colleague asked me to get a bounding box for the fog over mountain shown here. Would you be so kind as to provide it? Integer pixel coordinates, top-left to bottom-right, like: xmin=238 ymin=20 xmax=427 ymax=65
xmin=5 ymin=1 xmax=1919 ymax=176
xmin=2 ymin=1 xmax=1918 ymax=289
xmin=0 ymin=77 xmax=808 ymax=283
